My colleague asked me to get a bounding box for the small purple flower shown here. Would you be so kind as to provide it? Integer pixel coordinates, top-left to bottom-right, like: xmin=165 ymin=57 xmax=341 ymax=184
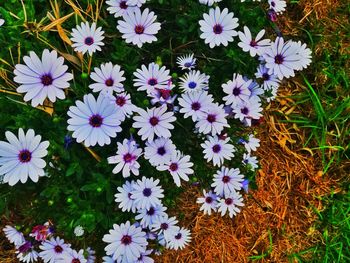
xmin=267 ymin=9 xmax=278 ymax=22
xmin=64 ymin=135 xmax=74 ymax=149
xmin=242 ymin=179 xmax=249 ymax=193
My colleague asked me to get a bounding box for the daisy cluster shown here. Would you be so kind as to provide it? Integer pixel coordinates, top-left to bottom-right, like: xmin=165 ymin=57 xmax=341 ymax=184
xmin=3 ymin=223 xmax=95 ymax=263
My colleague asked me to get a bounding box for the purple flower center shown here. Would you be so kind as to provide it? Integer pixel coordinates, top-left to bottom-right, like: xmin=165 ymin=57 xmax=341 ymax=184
xmin=18 ymin=149 xmax=32 ymax=163
xmin=222 ymin=175 xmax=231 ymax=183
xmin=213 ymin=24 xmax=223 ymax=34
xmin=274 ymin=54 xmax=284 ymax=64
xmin=149 ymin=116 xmax=159 ymax=126
xmin=175 ymin=233 xmax=182 ymax=240
xmin=169 ymin=162 xmax=178 ymax=172
xmin=188 ymin=81 xmax=197 ymax=89
xmin=119 ymin=1 xmax=128 ymax=9
xmin=41 ymin=74 xmax=53 ymax=86
xmin=271 ymin=1 xmax=276 ymax=7
xmin=262 ymin=73 xmax=270 ymax=81
xmin=157 ymin=147 xmax=166 ymax=156
xmin=89 ymin=114 xmax=103 ymax=127
xmin=72 ymin=259 xmax=81 ymax=263
xmin=18 ymin=241 xmax=32 ymax=253
xmin=147 ymin=207 xmax=155 ymax=215
xmin=135 ymin=25 xmax=145 ymax=34
xmin=128 ymin=192 xmax=132 ymax=199
xmin=116 ymin=96 xmax=126 ymax=106
xmin=207 ymin=114 xmax=216 ymax=123
xmin=123 ymin=153 xmax=135 ymax=163
xmin=121 ymin=235 xmax=132 ymax=245
xmin=241 ymin=107 xmax=249 ymax=115
xmin=184 ymin=62 xmax=192 ymax=68
xmin=105 ymin=78 xmax=114 ymax=87
xmin=84 ymin=37 xmax=94 ymax=46
xmin=148 ymin=78 xmax=158 ymax=86
xmin=160 ymin=223 xmax=169 ymax=230
xmin=232 ymin=87 xmax=241 ymax=96
xmin=250 ymin=40 xmax=258 ymax=47
xmin=191 ymin=102 xmax=201 ymax=111
xmin=54 ymin=245 xmax=63 ymax=253
xmin=143 ymin=188 xmax=152 ymax=197
xmin=212 ymin=144 xmax=221 ymax=153
xmin=225 ymin=198 xmax=233 ymax=205
xmin=205 ymin=196 xmax=213 ymax=203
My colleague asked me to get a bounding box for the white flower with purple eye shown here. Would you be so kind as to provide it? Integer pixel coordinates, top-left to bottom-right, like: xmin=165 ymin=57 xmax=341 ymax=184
xmin=255 ymin=64 xmax=280 ymax=91
xmin=135 ymin=204 xmax=167 ymax=228
xmin=70 ymin=22 xmax=105 ymax=55
xmin=199 ymin=0 xmax=222 ymax=6
xmin=67 ymin=93 xmax=123 ymax=147
xmin=242 ymin=153 xmax=259 ymax=170
xmin=178 ymin=91 xmax=214 ymax=122
xmin=103 ymin=221 xmax=148 ymax=262
xmin=243 ymin=134 xmax=260 ymax=153
xmin=199 ymin=7 xmax=239 ymax=48
xmin=136 ymin=250 xmax=154 ymax=263
xmin=151 ymin=215 xmax=179 ymax=240
xmin=106 ymin=0 xmax=138 ymax=18
xmin=201 ymin=135 xmax=235 ymax=167
xmin=149 ymin=86 xmax=177 ymax=106
xmin=115 ymin=180 xmax=137 ymax=212
xmin=132 ymin=106 xmax=176 ymax=142
xmin=108 ymin=92 xmax=137 ymax=121
xmin=39 ymin=237 xmax=70 ymax=263
xmin=13 ymin=49 xmax=73 ymax=107
xmin=128 ymin=0 xmax=147 ymax=7
xmin=144 ymin=137 xmax=176 ymax=166
xmin=57 ymin=248 xmax=87 ymax=263
xmin=89 ymin=62 xmax=125 ymax=94
xmin=179 ymin=70 xmax=209 ymax=93
xmin=211 ymin=167 xmax=244 ymax=197
xmin=117 ymin=8 xmax=161 ymax=48
xmin=196 ymin=103 xmax=229 ymax=136
xmin=108 ymin=139 xmax=142 ymax=177
xmin=232 ymin=96 xmax=263 ymax=126
xmin=3 ymin=226 xmax=25 ymax=246
xmin=166 ymin=227 xmax=191 ymax=250
xmin=268 ymin=0 xmax=286 ymax=14
xmin=157 ymin=151 xmax=194 ymax=187
xmin=196 ymin=190 xmax=218 ymax=215
xmin=131 ymin=176 xmax=164 ymax=210
xmin=176 ymin=54 xmax=196 ymax=70
xmin=222 ymin=74 xmax=251 ymax=107
xmin=262 ymin=37 xmax=301 ymax=80
xmin=0 ymin=129 xmax=49 ymax=186
xmin=238 ymin=26 xmax=271 ymax=57
xmin=16 ymin=241 xmax=39 ymax=263
xmin=133 ymin=62 xmax=171 ymax=94
xmin=217 ymin=191 xmax=244 ymax=218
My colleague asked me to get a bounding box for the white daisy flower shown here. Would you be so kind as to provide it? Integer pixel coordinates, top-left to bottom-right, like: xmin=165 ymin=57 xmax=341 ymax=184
xmin=71 ymin=22 xmax=105 ymax=55
xmin=58 ymin=248 xmax=87 ymax=263
xmin=268 ymin=0 xmax=287 ymax=14
xmin=196 ymin=103 xmax=229 ymax=136
xmin=292 ymin=41 xmax=312 ymax=70
xmin=242 ymin=153 xmax=259 ymax=170
xmin=14 ymin=49 xmax=73 ymax=107
xmin=106 ymin=0 xmax=138 ymax=18
xmin=238 ymin=26 xmax=271 ymax=57
xmin=222 ymin=73 xmax=251 ymax=107
xmin=211 ymin=167 xmax=244 ymax=197
xmin=217 ymin=191 xmax=244 ymax=218
xmin=132 ymin=106 xmax=176 ymax=142
xmin=39 ymin=237 xmax=70 ymax=263
xmin=166 ymin=227 xmax=191 ymax=250
xmin=128 ymin=0 xmax=147 ymax=7
xmin=67 ymin=93 xmax=123 ymax=147
xmin=107 ymin=92 xmax=137 ymax=121
xmin=243 ymin=134 xmax=260 ymax=153
xmin=131 ymin=176 xmax=164 ymax=210
xmin=255 ymin=64 xmax=280 ymax=91
xmin=0 ymin=128 xmax=49 ymax=186
xmin=151 ymin=215 xmax=179 ymax=240
xmin=103 ymin=221 xmax=148 ymax=262
xmin=179 ymin=70 xmax=209 ymax=93
xmin=16 ymin=241 xmax=39 ymax=263
xmin=232 ymin=96 xmax=263 ymax=126
xmin=136 ymin=250 xmax=154 ymax=263
xmin=3 ymin=225 xmax=25 ymax=246
xmin=89 ymin=62 xmax=125 ymax=94
xmin=199 ymin=7 xmax=239 ymax=48
xmin=144 ymin=137 xmax=176 ymax=166
xmin=196 ymin=190 xmax=218 ymax=215
xmin=262 ymin=37 xmax=301 ymax=80
xmin=133 ymin=62 xmax=171 ymax=94
xmin=135 ymin=204 xmax=167 ymax=228
xmin=108 ymin=139 xmax=142 ymax=177
xmin=74 ymin=225 xmax=84 ymax=237
xmin=117 ymin=8 xmax=161 ymax=48
xmin=176 ymin=54 xmax=196 ymax=70
xmin=178 ymin=91 xmax=214 ymax=122
xmin=115 ymin=180 xmax=137 ymax=213
xmin=157 ymin=151 xmax=194 ymax=187
xmin=201 ymin=135 xmax=235 ymax=167
xmin=199 ymin=0 xmax=222 ymax=6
